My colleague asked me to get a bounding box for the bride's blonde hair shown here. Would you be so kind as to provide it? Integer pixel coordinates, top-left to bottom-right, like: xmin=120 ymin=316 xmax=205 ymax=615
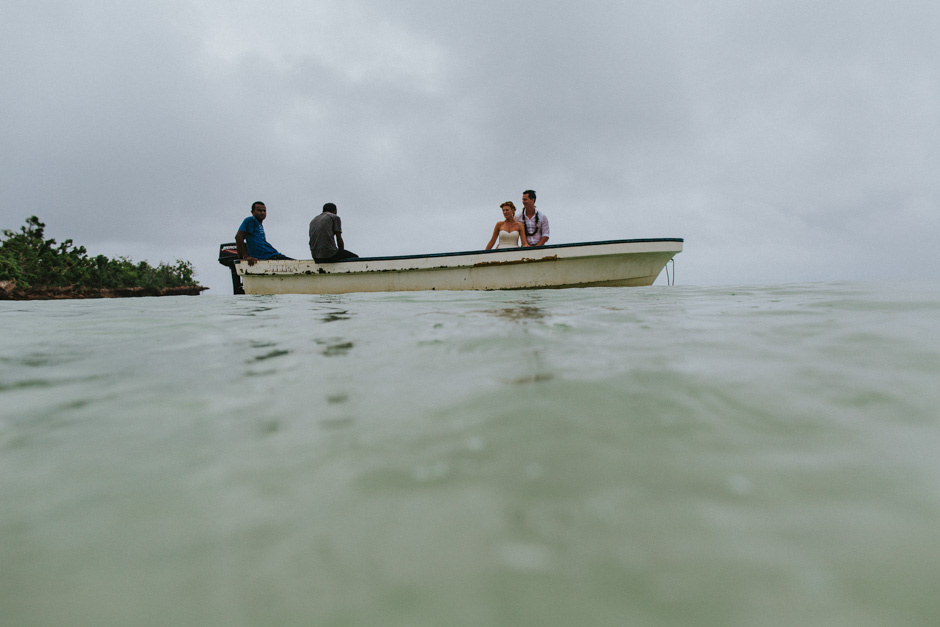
xmin=500 ymin=201 xmax=516 ymax=212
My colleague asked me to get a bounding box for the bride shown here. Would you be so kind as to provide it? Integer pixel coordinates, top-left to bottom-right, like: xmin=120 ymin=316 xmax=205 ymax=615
xmin=485 ymin=201 xmax=529 ymax=249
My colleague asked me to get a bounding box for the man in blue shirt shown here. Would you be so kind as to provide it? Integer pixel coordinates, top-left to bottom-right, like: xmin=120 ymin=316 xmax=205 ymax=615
xmin=235 ymin=201 xmax=293 ymax=265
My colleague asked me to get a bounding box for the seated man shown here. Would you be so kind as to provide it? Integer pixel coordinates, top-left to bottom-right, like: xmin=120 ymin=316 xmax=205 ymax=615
xmin=235 ymin=201 xmax=293 ymax=265
xmin=309 ymin=202 xmax=358 ymax=263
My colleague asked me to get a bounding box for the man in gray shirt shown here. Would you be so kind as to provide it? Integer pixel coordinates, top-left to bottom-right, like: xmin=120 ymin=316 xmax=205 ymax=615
xmin=309 ymin=203 xmax=358 ymax=263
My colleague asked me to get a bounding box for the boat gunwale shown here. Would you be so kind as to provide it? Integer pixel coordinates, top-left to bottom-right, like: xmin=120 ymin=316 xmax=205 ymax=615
xmin=271 ymin=237 xmax=684 ymax=266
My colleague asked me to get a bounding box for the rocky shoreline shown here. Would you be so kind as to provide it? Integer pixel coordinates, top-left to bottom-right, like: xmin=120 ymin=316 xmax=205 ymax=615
xmin=0 ymin=280 xmax=207 ymax=300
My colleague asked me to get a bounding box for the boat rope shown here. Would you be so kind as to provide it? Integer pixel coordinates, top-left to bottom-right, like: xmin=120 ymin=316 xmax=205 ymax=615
xmin=665 ymin=258 xmax=675 ymax=286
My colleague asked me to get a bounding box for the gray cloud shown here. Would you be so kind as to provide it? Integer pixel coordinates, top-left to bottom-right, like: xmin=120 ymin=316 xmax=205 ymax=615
xmin=2 ymin=0 xmax=938 ymax=293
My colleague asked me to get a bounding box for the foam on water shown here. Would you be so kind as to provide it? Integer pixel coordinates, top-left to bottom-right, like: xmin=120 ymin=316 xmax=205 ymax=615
xmin=2 ymin=282 xmax=940 ymax=625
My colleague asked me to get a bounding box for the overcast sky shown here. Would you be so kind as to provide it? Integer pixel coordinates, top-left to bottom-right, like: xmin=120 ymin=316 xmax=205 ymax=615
xmin=3 ymin=0 xmax=938 ymax=293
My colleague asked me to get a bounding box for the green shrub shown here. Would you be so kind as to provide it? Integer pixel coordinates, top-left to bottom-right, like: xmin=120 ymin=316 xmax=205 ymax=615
xmin=0 ymin=216 xmax=198 ymax=290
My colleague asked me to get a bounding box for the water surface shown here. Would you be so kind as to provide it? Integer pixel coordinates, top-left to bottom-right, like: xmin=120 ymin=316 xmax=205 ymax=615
xmin=2 ymin=282 xmax=939 ymax=626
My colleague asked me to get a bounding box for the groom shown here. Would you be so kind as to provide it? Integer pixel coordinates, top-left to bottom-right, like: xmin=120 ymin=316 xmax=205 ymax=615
xmin=518 ymin=189 xmax=550 ymax=247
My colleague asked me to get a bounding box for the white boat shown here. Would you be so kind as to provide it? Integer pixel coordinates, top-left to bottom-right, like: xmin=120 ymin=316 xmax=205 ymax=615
xmin=225 ymin=238 xmax=683 ymax=295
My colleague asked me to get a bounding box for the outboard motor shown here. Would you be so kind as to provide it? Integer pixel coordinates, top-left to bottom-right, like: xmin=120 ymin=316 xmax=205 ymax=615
xmin=218 ymin=243 xmax=245 ymax=294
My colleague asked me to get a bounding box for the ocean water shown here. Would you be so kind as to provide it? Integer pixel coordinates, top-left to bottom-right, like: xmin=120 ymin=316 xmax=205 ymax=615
xmin=2 ymin=282 xmax=939 ymax=626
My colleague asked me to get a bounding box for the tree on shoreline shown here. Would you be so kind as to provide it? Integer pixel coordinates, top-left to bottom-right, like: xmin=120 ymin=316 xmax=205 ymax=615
xmin=1 ymin=216 xmax=201 ymax=293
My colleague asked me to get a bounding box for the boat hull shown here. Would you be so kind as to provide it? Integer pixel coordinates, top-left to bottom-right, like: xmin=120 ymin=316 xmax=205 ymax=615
xmin=236 ymin=238 xmax=682 ymax=295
